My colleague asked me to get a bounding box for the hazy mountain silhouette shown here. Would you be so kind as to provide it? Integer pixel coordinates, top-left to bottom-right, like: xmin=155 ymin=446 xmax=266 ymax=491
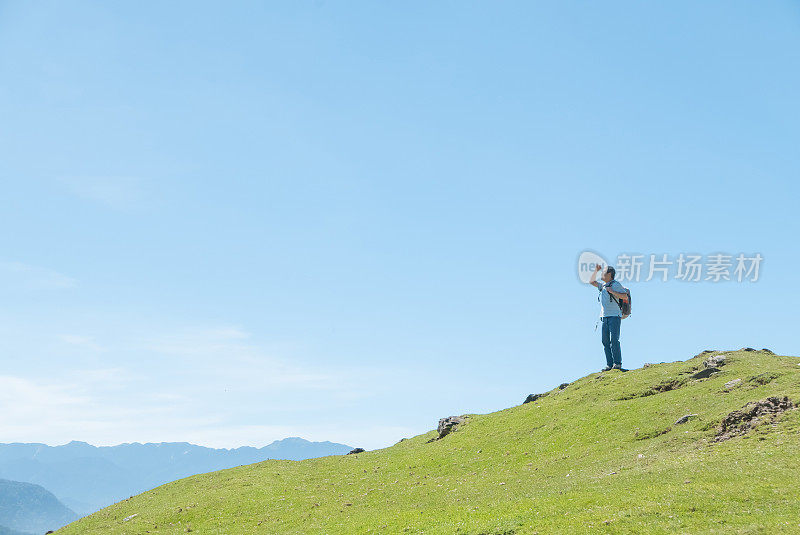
xmin=0 ymin=478 xmax=77 ymax=534
xmin=0 ymin=438 xmax=353 ymax=516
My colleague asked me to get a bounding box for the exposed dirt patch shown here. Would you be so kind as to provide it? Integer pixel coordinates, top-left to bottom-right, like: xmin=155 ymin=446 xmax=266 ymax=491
xmin=618 ymin=378 xmax=687 ymax=400
xmin=714 ymin=396 xmax=795 ymax=442
xmin=747 ymin=372 xmax=779 ymax=386
xmin=635 ymin=426 xmax=671 ymax=440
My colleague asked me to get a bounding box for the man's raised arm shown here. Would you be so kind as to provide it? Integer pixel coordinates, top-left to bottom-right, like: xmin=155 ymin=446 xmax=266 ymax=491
xmin=589 ymin=265 xmax=602 ymax=288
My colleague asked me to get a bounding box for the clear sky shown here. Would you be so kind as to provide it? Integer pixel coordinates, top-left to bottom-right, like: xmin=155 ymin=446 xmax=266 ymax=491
xmin=1 ymin=1 xmax=798 ymax=450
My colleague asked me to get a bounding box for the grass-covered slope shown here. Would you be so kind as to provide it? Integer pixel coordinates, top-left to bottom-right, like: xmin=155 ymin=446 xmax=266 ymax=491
xmin=58 ymin=350 xmax=800 ymax=534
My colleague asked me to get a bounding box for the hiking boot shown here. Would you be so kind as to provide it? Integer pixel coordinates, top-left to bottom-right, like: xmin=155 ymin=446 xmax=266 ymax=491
xmin=601 ymin=365 xmax=613 ymax=372
xmin=611 ymin=364 xmax=622 ymax=370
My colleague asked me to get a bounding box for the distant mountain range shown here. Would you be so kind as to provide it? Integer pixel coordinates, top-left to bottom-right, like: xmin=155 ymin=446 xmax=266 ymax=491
xmin=0 ymin=437 xmax=353 ymax=517
xmin=0 ymin=478 xmax=77 ymax=535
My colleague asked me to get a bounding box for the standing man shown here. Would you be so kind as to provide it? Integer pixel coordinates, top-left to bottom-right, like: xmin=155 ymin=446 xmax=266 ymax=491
xmin=589 ymin=264 xmax=627 ymax=371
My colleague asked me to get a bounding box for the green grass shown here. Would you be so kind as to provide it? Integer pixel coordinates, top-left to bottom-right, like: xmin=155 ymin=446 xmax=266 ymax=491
xmin=58 ymin=350 xmax=800 ymax=534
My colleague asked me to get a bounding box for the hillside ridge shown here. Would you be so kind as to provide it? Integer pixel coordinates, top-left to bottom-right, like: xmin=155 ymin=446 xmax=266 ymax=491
xmin=57 ymin=348 xmax=800 ymax=534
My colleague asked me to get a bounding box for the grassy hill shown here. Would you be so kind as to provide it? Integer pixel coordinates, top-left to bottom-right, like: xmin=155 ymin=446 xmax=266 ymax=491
xmin=57 ymin=349 xmax=800 ymax=534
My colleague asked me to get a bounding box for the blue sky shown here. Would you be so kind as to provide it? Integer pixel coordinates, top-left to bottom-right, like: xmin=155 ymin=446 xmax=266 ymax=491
xmin=1 ymin=1 xmax=798 ymax=450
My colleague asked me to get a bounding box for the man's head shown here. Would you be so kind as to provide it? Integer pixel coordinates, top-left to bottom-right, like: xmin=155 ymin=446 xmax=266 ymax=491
xmin=601 ymin=266 xmax=616 ymax=283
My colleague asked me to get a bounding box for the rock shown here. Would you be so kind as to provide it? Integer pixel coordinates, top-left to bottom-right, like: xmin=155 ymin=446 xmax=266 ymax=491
xmin=715 ymin=396 xmax=795 ymax=441
xmin=724 ymin=379 xmax=742 ymax=390
xmin=674 ymin=414 xmax=698 ymax=425
xmin=692 ymin=367 xmax=720 ymax=379
xmin=558 ymin=383 xmax=569 ymax=390
xmin=761 ymin=348 xmax=774 ymax=354
xmin=523 ymin=393 xmax=548 ymax=404
xmin=436 ymin=415 xmax=466 ymax=439
xmin=642 ymin=363 xmax=654 ymax=368
xmin=347 ymin=448 xmax=365 ymax=455
xmin=703 ymin=355 xmax=726 ymax=368
xmin=123 ymin=514 xmax=138 ymax=522
xmin=740 ymin=347 xmax=756 ymax=352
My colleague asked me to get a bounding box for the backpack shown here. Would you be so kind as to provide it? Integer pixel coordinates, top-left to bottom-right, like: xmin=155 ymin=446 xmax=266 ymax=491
xmin=609 ymin=283 xmax=631 ymax=319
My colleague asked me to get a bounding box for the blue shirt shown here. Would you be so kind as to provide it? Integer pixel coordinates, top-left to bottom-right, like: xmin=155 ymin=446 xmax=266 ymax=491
xmin=597 ymin=280 xmax=626 ymax=317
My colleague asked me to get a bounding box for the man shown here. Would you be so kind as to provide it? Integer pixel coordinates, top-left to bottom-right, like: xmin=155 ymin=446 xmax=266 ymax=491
xmin=589 ymin=264 xmax=627 ymax=371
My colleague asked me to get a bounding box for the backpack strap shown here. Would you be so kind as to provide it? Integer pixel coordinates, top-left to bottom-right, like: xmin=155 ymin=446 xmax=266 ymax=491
xmin=606 ymin=281 xmax=626 ymax=306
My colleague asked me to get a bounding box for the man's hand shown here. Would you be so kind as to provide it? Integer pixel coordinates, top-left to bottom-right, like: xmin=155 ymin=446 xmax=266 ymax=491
xmin=594 ymin=264 xmax=603 ymax=272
